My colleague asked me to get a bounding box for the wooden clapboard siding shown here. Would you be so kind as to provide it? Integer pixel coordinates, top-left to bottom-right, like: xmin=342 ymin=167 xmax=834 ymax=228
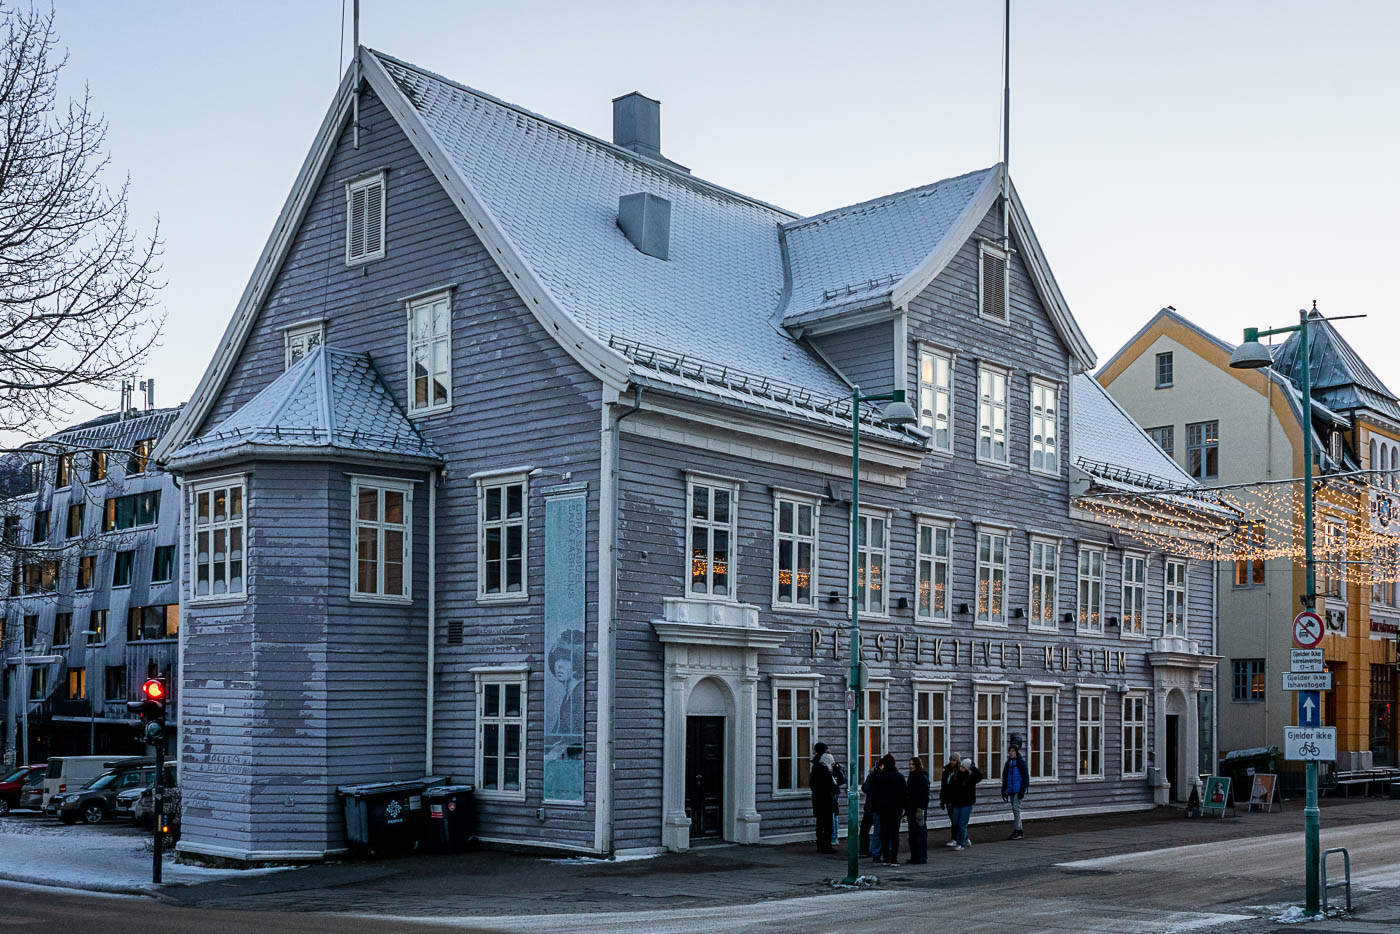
xmin=811 ymin=322 xmax=892 ymax=395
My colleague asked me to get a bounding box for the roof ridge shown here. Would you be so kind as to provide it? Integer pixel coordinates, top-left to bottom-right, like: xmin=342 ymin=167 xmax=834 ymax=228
xmin=781 ymin=165 xmax=998 ymax=233
xmin=367 ymin=48 xmax=801 ymax=221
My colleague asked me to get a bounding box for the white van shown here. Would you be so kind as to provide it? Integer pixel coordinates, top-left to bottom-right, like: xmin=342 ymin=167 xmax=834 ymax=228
xmin=41 ymin=756 xmax=131 ymax=811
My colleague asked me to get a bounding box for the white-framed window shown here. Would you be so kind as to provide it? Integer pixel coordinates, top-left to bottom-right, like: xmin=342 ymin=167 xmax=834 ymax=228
xmin=407 ymin=291 xmax=452 ymax=413
xmin=918 ymin=347 xmax=954 ymax=452
xmin=974 ymin=685 xmax=1008 ymax=778
xmin=1077 ymin=690 xmax=1104 ymax=779
xmin=1155 ymin=351 xmax=1173 ymax=388
xmin=475 ymin=670 xmax=526 ymax=800
xmin=1164 ymin=558 xmax=1188 ymax=637
xmin=1077 ymin=546 xmax=1105 ymax=634
xmin=856 ymin=510 xmax=889 ymax=617
xmin=1321 ymin=518 xmax=1345 ymax=600
xmin=345 ymin=171 xmax=385 ymax=265
xmin=914 ymin=683 xmax=951 ymax=769
xmin=1027 ymin=688 xmax=1058 ymax=781
xmin=916 ymin=520 xmax=952 ymax=624
xmin=285 ymin=321 xmax=324 ymax=369
xmin=856 ymin=685 xmax=887 ymax=776
xmin=978 ymin=242 xmax=1009 ymax=322
xmin=190 ymin=479 xmax=246 ymax=602
xmin=1029 ymin=537 xmax=1059 ymax=631
xmin=1122 ymin=694 xmax=1147 ymax=777
xmin=1030 ymin=379 xmax=1059 ymax=475
xmin=1120 ymin=553 xmax=1146 ymax=637
xmin=477 ymin=474 xmax=527 ymax=601
xmin=977 ymin=365 xmax=1009 ymax=464
xmin=976 ymin=528 xmax=1008 ymax=626
xmin=352 ymin=477 xmax=412 ymax=601
xmin=772 ymin=494 xmax=818 ymax=610
xmin=773 ymin=679 xmax=818 ymax=795
xmin=687 ymin=477 xmax=738 ymax=599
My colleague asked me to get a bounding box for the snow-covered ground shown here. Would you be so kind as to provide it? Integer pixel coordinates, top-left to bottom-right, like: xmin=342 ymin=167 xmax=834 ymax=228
xmin=0 ymin=814 xmax=285 ymax=894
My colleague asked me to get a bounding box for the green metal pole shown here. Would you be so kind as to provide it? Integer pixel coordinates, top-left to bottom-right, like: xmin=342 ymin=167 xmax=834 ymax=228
xmin=845 ymin=385 xmax=862 ymax=884
xmin=1299 ymin=308 xmax=1320 ymax=916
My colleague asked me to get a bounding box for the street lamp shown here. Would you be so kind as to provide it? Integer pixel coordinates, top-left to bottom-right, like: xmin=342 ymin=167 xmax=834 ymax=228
xmin=844 ymin=385 xmax=917 ymax=884
xmin=1230 ymin=305 xmax=1362 ymax=916
xmin=82 ymin=629 xmax=100 ymax=755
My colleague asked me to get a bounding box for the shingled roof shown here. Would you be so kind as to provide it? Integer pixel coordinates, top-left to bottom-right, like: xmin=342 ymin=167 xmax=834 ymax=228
xmin=1271 ymin=309 xmax=1400 ymax=423
xmin=169 ymin=347 xmax=440 ymax=469
xmin=1071 ymin=373 xmax=1197 ymax=491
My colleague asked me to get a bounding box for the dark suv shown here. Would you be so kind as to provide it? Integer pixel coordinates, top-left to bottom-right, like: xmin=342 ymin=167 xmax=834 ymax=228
xmin=0 ymin=764 xmax=46 ymax=815
xmin=51 ymin=758 xmax=156 ymax=825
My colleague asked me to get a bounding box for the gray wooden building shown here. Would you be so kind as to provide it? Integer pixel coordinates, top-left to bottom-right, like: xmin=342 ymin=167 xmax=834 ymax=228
xmin=156 ymin=49 xmax=1223 ymax=862
xmin=3 ymin=406 xmax=183 ymax=765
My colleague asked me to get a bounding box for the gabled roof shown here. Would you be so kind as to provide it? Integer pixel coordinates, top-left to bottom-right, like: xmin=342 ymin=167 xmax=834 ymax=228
xmin=778 ymin=168 xmax=998 ymax=330
xmin=1271 ymin=310 xmax=1400 ymax=423
xmin=1070 ymin=373 xmax=1197 ymax=490
xmin=167 ymin=347 xmax=440 ymax=469
xmin=158 ymin=49 xmax=1097 ymax=460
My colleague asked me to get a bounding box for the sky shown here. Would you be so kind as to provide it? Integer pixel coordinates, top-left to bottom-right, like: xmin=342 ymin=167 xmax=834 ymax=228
xmin=40 ymin=0 xmax=1400 ymax=430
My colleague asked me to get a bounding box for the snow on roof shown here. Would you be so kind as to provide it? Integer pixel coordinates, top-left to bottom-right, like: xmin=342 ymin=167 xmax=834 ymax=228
xmin=1071 ymin=373 xmax=1196 ymax=490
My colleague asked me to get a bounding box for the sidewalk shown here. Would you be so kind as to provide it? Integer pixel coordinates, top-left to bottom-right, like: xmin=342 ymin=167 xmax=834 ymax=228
xmin=155 ymin=796 xmax=1400 ymax=919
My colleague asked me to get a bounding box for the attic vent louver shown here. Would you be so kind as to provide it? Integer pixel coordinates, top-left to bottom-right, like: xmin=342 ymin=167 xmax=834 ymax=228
xmin=618 ymin=192 xmax=671 ymax=260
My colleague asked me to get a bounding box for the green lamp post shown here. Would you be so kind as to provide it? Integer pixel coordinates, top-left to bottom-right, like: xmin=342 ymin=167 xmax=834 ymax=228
xmin=843 ymin=386 xmax=917 ymax=884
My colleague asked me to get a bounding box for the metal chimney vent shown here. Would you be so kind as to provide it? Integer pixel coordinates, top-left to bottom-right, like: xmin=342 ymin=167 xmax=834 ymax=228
xmin=618 ymin=192 xmax=671 ymax=260
xmin=611 ymin=92 xmax=689 ymax=173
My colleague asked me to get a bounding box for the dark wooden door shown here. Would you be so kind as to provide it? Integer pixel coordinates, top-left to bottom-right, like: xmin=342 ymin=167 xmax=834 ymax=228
xmin=685 ymin=716 xmax=724 ymax=839
xmin=1166 ymin=714 xmax=1180 ymax=801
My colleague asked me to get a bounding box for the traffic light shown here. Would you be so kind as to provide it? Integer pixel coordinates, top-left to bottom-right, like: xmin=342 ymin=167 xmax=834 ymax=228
xmin=126 ymin=678 xmax=167 ymax=744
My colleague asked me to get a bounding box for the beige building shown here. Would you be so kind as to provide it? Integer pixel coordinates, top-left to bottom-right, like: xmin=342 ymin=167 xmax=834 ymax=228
xmin=1099 ymin=307 xmax=1400 ymax=770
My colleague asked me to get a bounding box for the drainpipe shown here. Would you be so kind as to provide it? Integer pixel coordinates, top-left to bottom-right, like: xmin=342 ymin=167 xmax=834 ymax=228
xmin=426 ymin=467 xmax=438 ymax=776
xmin=597 ymin=386 xmax=642 ymax=854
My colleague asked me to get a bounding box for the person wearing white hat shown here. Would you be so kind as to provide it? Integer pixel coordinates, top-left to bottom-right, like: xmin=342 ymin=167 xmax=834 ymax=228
xmin=945 ymin=757 xmax=984 ymax=851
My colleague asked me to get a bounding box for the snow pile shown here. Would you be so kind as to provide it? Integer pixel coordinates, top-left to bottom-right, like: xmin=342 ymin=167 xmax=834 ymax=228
xmin=0 ymin=817 xmax=286 ymax=894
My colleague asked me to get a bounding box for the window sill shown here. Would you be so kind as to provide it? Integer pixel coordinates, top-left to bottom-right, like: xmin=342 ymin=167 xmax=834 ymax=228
xmin=407 ymin=404 xmax=453 ymax=420
xmin=1122 ymin=772 xmax=1148 ymax=781
xmin=973 ymin=620 xmax=1009 ymax=630
xmin=684 ymin=593 xmax=744 ymax=606
xmin=771 ymin=604 xmax=821 ymax=616
xmin=1026 ymin=624 xmax=1058 ymax=634
xmin=974 ymin=457 xmax=1014 ymax=471
xmin=477 ymin=593 xmax=530 ymax=606
xmin=351 ymin=594 xmax=414 ymax=606
xmin=913 ymin=617 xmax=952 ymax=626
xmin=1118 ymin=632 xmax=1149 ymax=641
xmin=1154 ymin=383 xmax=1173 ymax=390
xmin=858 ymin=612 xmax=890 ymax=622
xmin=1029 ymin=777 xmax=1058 ymax=785
xmin=345 ymin=251 xmax=386 ymax=268
xmin=1075 ymin=775 xmax=1106 ymax=783
xmin=771 ymin=789 xmax=810 ymax=800
xmin=189 ymin=595 xmax=248 ymax=608
xmin=111 ymin=584 xmax=131 ymax=590
xmin=475 ymin=789 xmax=527 ymax=803
xmin=1029 ymin=468 xmax=1061 ymax=479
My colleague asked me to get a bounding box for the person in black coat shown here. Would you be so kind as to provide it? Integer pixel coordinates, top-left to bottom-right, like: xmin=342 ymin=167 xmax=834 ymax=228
xmin=868 ymin=753 xmax=907 ymax=864
xmin=946 ymin=757 xmax=984 ymax=850
xmin=938 ymin=753 xmax=960 ymax=847
xmin=905 ymin=756 xmax=931 ymax=863
xmin=809 ymin=744 xmax=837 ymax=853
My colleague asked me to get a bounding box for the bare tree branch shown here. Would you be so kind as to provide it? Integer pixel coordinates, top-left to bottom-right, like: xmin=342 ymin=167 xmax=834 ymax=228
xmin=0 ymin=3 xmax=163 ymax=435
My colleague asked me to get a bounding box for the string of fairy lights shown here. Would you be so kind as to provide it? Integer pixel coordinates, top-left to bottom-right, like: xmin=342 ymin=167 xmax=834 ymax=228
xmin=1077 ymin=468 xmax=1400 ymax=591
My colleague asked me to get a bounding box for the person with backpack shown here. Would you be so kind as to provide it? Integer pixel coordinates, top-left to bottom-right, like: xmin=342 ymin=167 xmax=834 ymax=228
xmin=946 ymin=757 xmax=984 ymax=851
xmin=809 ymin=743 xmax=837 ymax=853
xmin=905 ymin=756 xmax=930 ymax=864
xmin=1001 ymin=739 xmax=1030 ymax=840
xmin=938 ymin=752 xmax=961 ymax=848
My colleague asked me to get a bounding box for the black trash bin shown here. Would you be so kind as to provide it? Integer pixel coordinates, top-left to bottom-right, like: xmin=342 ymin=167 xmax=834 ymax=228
xmin=423 ymin=784 xmax=475 ymax=853
xmin=338 ymin=776 xmax=446 ymax=857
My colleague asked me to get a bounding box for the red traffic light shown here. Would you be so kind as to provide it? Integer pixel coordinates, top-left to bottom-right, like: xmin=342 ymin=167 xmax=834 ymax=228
xmin=142 ymin=679 xmax=166 ymax=701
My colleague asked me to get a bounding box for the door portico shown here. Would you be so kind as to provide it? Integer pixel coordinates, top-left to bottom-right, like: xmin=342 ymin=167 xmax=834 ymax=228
xmin=1149 ymin=637 xmax=1221 ymax=804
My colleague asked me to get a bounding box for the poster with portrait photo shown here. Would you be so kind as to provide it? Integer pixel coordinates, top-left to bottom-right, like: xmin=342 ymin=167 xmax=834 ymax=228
xmin=543 ymin=490 xmax=586 ymax=802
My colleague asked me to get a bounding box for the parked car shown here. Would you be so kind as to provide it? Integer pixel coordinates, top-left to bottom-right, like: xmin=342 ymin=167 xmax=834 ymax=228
xmin=114 ymin=786 xmax=144 ymax=820
xmin=41 ymin=756 xmax=130 ymax=812
xmin=0 ymin=764 xmax=46 ymax=815
xmin=18 ymin=771 xmax=45 ymax=811
xmin=50 ymin=758 xmax=156 ymax=825
xmin=134 ymin=783 xmax=180 ymax=844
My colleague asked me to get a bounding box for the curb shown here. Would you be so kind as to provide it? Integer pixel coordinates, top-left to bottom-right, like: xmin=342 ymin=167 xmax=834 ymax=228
xmin=0 ymin=870 xmax=160 ymax=897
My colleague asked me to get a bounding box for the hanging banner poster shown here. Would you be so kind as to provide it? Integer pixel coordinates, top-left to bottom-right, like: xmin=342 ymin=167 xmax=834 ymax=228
xmin=543 ymin=486 xmax=587 ymax=803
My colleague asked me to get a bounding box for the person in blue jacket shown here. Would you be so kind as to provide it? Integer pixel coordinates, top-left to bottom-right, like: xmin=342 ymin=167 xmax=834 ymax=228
xmin=1001 ymin=739 xmax=1030 ymax=840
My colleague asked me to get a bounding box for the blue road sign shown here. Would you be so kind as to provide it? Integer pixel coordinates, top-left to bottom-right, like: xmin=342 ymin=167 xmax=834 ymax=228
xmin=1298 ymin=690 xmax=1322 ymax=728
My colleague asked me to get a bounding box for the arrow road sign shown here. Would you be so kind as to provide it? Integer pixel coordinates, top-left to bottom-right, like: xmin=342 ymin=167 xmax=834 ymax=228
xmin=1285 ymin=726 xmax=1337 ymax=762
xmin=1293 ymin=611 xmax=1325 ymax=649
xmin=1283 ymin=671 xmax=1333 ymax=691
xmin=1298 ymin=691 xmax=1321 ymax=728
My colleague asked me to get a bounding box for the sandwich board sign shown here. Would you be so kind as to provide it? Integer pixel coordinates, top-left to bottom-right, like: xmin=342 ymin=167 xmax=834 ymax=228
xmin=1202 ymin=776 xmax=1232 ymax=817
xmin=1284 ymin=726 xmax=1337 ymax=762
xmin=1293 ymin=611 xmax=1325 ymax=649
xmin=1248 ymin=773 xmax=1278 ymax=813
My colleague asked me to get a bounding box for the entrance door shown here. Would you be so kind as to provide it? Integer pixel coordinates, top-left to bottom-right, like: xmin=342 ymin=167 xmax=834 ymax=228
xmin=1166 ymin=714 xmax=1180 ymax=801
xmin=685 ymin=716 xmax=724 ymax=839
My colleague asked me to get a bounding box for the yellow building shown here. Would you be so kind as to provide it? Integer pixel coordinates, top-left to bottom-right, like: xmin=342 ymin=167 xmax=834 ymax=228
xmin=1099 ymin=307 xmax=1400 ymax=770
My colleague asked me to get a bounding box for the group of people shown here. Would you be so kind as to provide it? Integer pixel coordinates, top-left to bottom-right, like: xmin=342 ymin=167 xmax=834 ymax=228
xmin=809 ymin=740 xmax=1030 ymax=861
